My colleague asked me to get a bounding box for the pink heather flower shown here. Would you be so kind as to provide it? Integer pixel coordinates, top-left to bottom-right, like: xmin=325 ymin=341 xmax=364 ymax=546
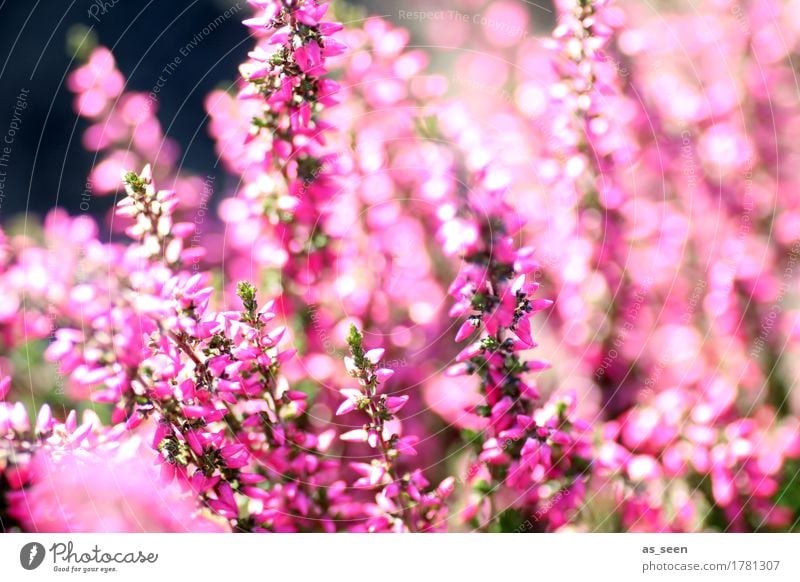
xmin=0 ymin=376 xmax=10 ymax=400
xmin=294 ymin=42 xmax=324 ymax=75
xmin=336 ymin=388 xmax=366 ymax=416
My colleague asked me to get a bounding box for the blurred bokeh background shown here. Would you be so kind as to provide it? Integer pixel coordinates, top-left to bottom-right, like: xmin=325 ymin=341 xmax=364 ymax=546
xmin=0 ymin=0 xmax=555 ymax=219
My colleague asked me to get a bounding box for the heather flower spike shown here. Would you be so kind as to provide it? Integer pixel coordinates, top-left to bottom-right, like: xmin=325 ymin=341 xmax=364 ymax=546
xmin=340 ymin=325 xmax=450 ymax=532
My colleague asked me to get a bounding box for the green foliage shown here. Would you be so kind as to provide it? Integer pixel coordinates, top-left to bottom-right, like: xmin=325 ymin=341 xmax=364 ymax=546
xmin=489 ymin=508 xmax=527 ymax=533
xmin=346 ymin=324 xmax=366 ymax=368
xmin=236 ymin=281 xmax=259 ymax=325
xmin=774 ymin=460 xmax=800 ymax=531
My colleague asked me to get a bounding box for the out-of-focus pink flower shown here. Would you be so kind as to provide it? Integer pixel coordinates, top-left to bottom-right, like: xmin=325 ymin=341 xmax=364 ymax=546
xmin=10 ymin=441 xmax=228 ymax=533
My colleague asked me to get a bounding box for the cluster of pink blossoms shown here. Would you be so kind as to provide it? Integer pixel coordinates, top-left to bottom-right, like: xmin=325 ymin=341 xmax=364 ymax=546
xmin=216 ymin=0 xmax=346 ymax=297
xmin=2 ymin=0 xmax=800 ymax=533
